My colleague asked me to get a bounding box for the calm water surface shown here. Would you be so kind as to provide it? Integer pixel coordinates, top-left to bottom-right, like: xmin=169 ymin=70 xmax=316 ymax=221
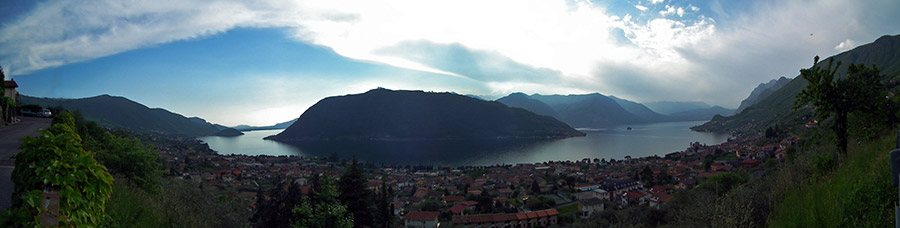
xmin=199 ymin=121 xmax=728 ymax=166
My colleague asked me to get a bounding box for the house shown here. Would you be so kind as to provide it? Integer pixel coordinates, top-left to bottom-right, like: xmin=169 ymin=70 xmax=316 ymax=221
xmin=451 ymin=208 xmax=558 ymax=227
xmin=404 ymin=211 xmax=440 ymax=228
xmin=392 ymin=201 xmax=405 ymax=216
xmin=444 ymin=195 xmax=466 ymax=204
xmin=623 ymin=191 xmax=646 ymax=205
xmin=449 ymin=201 xmax=478 ymax=215
xmin=648 ymin=192 xmax=673 ymax=209
xmin=2 ymin=79 xmax=16 ymax=102
xmin=741 ymin=159 xmax=759 ymax=170
xmin=579 ymin=198 xmax=605 ymax=219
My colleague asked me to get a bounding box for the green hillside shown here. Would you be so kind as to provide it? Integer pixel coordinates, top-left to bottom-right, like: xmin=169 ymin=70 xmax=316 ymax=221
xmin=268 ymin=88 xmax=585 ymax=141
xmin=18 ymin=94 xmax=230 ymax=136
xmin=692 ymin=34 xmax=900 ymax=136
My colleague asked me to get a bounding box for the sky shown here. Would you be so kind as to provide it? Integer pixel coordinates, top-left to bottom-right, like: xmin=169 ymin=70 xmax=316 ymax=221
xmin=1 ymin=0 xmax=899 ymax=126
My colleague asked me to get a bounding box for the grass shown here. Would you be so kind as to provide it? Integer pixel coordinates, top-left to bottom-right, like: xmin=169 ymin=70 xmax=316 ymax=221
xmin=768 ymin=133 xmax=898 ymax=227
xmin=557 ymin=203 xmax=579 ymax=215
xmin=106 ymin=178 xmax=252 ymax=228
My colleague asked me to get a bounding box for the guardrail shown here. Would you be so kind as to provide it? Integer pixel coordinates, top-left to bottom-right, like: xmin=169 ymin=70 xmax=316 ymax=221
xmin=890 ymin=130 xmax=900 ymax=228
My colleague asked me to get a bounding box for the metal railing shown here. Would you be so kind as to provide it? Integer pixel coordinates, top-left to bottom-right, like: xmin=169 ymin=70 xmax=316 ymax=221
xmin=890 ymin=130 xmax=900 ymax=228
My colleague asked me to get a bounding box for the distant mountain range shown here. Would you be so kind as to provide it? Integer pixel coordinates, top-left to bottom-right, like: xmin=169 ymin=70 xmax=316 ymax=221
xmin=266 ymin=88 xmax=585 ymax=142
xmin=232 ymin=118 xmax=297 ymax=131
xmin=735 ymin=76 xmax=791 ymax=114
xmin=693 ymin=34 xmax=900 ymax=135
xmin=18 ymin=94 xmax=239 ymax=137
xmin=496 ymin=93 xmax=733 ymax=128
xmin=643 ymin=101 xmax=712 ymax=115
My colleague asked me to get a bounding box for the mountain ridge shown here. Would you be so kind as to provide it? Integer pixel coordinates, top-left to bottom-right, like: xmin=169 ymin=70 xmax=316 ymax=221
xmin=18 ymin=94 xmax=236 ymax=137
xmin=692 ymin=34 xmax=900 ymax=135
xmin=267 ymin=88 xmax=585 ymax=142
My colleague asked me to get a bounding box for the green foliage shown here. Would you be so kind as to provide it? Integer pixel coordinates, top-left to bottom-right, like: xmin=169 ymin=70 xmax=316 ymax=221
xmin=809 ymin=153 xmax=835 ymax=177
xmin=769 ymin=132 xmax=898 ymax=227
xmin=0 ymin=111 xmax=114 ymax=227
xmin=70 ymin=111 xmax=164 ymax=190
xmin=525 ymin=195 xmax=557 ymax=211
xmin=107 ymin=179 xmax=252 ymax=228
xmin=92 ymin=133 xmax=163 ymax=190
xmin=696 ymin=172 xmax=749 ymax=196
xmin=794 ymin=56 xmax=889 ymax=154
xmin=338 ymin=156 xmax=374 ymax=227
xmin=292 ymin=176 xmax=354 ymax=228
xmin=556 ymin=203 xmax=579 ymax=215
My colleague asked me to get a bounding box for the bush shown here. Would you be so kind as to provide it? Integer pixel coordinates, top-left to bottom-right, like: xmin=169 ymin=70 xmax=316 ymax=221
xmin=0 ymin=111 xmax=114 ymax=227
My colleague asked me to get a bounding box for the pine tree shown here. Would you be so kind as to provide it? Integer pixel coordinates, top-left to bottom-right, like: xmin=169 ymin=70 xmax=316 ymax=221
xmin=338 ymin=155 xmax=375 ymax=227
xmin=293 ymin=175 xmax=354 ymax=228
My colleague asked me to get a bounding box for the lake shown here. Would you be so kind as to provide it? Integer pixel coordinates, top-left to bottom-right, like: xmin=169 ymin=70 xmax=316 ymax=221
xmin=198 ymin=121 xmax=728 ymax=166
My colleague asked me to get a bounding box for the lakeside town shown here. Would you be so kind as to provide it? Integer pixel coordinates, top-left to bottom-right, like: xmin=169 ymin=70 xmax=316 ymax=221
xmin=144 ymin=129 xmax=799 ymax=228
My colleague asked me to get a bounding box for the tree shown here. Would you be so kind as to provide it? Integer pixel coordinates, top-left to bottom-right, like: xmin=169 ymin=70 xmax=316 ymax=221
xmin=530 ymin=180 xmax=541 ymax=194
xmin=292 ymin=176 xmax=354 ymax=228
xmin=374 ymin=181 xmax=394 ymax=228
xmin=640 ymin=165 xmax=654 ymax=187
xmin=338 ymin=155 xmax=374 ymax=227
xmin=794 ymin=56 xmax=888 ymax=155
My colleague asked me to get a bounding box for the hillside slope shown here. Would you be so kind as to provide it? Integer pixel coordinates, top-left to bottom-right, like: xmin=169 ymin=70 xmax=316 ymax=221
xmin=19 ymin=94 xmax=231 ymax=136
xmin=692 ymin=34 xmax=900 ymax=135
xmin=736 ymin=77 xmax=791 ymax=113
xmin=267 ymin=88 xmax=584 ymax=141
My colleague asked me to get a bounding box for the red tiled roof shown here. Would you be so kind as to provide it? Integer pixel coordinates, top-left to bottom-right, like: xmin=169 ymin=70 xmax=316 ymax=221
xmin=444 ymin=195 xmax=465 ymax=203
xmin=404 ymin=211 xmax=439 ymax=222
xmin=452 ymin=209 xmax=559 ymax=224
xmin=449 ymin=203 xmax=467 ymax=214
xmin=299 ymin=186 xmax=310 ymax=195
xmin=546 ymin=209 xmax=559 ymax=216
xmin=3 ymin=80 xmax=17 ymax=88
xmin=625 ymin=191 xmax=645 ymax=199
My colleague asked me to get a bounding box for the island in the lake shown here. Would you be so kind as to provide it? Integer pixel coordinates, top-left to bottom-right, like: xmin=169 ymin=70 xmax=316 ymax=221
xmin=265 ymin=88 xmax=585 ymax=142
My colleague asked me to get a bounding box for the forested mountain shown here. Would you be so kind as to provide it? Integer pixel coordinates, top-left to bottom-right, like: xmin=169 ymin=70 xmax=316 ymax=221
xmin=233 ymin=118 xmax=298 ymax=131
xmin=266 ymin=88 xmax=584 ymax=142
xmin=18 ymin=94 xmax=234 ymax=136
xmin=692 ymin=34 xmax=900 ymax=135
xmin=735 ymin=76 xmax=792 ymax=114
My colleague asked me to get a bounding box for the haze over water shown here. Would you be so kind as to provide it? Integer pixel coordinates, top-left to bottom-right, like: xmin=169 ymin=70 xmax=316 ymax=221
xmin=200 ymin=121 xmax=727 ymax=166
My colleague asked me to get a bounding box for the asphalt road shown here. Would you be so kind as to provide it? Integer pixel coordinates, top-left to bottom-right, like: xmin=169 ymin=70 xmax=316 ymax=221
xmin=0 ymin=117 xmax=52 ymax=210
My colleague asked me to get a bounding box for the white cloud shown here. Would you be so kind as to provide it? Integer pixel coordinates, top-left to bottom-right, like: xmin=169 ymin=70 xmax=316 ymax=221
xmin=834 ymin=39 xmax=856 ymax=52
xmin=2 ymin=0 xmax=899 ymax=117
xmin=659 ymin=5 xmax=685 ymax=17
xmin=635 ymin=5 xmax=649 ymax=11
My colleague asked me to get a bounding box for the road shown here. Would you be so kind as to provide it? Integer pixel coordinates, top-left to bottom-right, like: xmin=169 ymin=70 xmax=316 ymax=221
xmin=0 ymin=117 xmax=52 ymax=210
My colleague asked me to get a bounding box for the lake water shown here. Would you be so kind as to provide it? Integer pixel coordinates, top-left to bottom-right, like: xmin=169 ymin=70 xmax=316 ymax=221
xmin=199 ymin=121 xmax=728 ymax=166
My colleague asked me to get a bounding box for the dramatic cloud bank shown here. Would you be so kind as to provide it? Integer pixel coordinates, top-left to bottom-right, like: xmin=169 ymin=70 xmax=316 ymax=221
xmin=1 ymin=0 xmax=899 ymax=108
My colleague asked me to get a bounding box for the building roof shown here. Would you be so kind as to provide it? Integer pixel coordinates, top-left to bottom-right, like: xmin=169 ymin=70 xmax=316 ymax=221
xmin=444 ymin=195 xmax=465 ymax=203
xmin=404 ymin=211 xmax=439 ymax=222
xmin=449 ymin=203 xmax=467 ymax=214
xmin=3 ymin=80 xmax=17 ymax=88
xmin=625 ymin=191 xmax=645 ymax=199
xmin=452 ymin=209 xmax=559 ymax=224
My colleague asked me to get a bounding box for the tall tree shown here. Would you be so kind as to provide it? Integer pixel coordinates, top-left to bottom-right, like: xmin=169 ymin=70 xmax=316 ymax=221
xmin=293 ymin=175 xmax=354 ymax=228
xmin=374 ymin=181 xmax=394 ymax=228
xmin=338 ymin=155 xmax=374 ymax=227
xmin=794 ymin=56 xmax=888 ymax=155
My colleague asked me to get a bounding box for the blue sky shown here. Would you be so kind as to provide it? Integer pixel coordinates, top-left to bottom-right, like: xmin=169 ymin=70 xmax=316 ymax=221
xmin=1 ymin=0 xmax=899 ymax=126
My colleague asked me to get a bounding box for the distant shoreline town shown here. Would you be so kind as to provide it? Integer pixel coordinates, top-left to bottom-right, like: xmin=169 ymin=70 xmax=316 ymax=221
xmin=149 ymin=126 xmax=797 ymax=226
